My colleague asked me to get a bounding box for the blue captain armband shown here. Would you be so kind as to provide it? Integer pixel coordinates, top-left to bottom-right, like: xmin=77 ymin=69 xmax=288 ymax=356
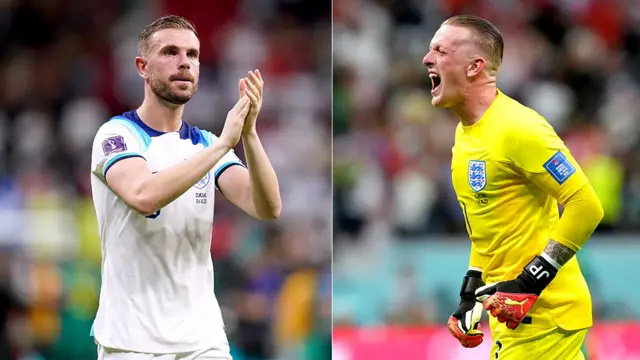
xmin=542 ymin=151 xmax=576 ymax=185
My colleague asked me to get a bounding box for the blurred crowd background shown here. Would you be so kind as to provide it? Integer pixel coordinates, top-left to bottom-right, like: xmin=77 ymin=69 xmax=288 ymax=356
xmin=334 ymin=0 xmax=640 ymax=358
xmin=0 ymin=0 xmax=331 ymax=359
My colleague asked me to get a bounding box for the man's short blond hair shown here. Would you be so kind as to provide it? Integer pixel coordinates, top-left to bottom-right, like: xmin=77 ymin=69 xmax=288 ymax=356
xmin=444 ymin=15 xmax=504 ymax=71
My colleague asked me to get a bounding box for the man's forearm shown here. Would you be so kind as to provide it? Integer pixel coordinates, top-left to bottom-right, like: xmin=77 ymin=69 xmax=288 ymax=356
xmin=542 ymin=183 xmax=603 ymax=268
xmin=139 ymin=142 xmax=231 ymax=213
xmin=542 ymin=240 xmax=576 ymax=268
xmin=242 ymin=131 xmax=282 ymax=219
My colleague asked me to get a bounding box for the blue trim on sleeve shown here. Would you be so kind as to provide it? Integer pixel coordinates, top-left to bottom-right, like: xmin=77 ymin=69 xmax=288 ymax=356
xmin=90 ymin=323 xmax=94 ymax=337
xmin=103 ymin=152 xmax=145 ymax=178
xmin=109 ymin=117 xmax=152 ymax=150
xmin=199 ymin=129 xmax=214 ymax=147
xmin=214 ymin=162 xmax=245 ymax=190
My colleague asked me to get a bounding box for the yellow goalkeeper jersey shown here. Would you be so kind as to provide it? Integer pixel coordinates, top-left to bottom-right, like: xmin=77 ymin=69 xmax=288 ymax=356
xmin=451 ymin=90 xmax=592 ymax=331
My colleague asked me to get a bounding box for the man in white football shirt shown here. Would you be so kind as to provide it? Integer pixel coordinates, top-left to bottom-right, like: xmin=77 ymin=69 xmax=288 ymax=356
xmin=90 ymin=15 xmax=282 ymax=360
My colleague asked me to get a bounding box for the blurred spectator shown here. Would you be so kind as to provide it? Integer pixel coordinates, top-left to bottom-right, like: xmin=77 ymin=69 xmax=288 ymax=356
xmin=0 ymin=0 xmax=330 ymax=359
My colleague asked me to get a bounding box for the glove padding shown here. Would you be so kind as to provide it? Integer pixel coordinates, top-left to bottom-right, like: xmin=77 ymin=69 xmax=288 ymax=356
xmin=448 ymin=269 xmax=485 ymax=347
xmin=475 ymin=255 xmax=558 ymax=330
xmin=447 ymin=301 xmax=484 ymax=348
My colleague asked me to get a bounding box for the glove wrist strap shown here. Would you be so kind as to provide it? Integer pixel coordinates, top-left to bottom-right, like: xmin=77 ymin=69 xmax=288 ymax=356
xmin=460 ymin=270 xmax=484 ymax=302
xmin=519 ymin=255 xmax=558 ymax=295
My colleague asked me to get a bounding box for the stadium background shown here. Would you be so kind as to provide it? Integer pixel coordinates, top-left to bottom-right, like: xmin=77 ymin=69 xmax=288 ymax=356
xmin=0 ymin=0 xmax=331 ymax=359
xmin=333 ymin=0 xmax=640 ymax=359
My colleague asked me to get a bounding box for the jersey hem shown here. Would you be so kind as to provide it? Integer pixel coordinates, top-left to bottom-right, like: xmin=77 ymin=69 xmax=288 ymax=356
xmin=94 ymin=336 xmax=223 ymax=355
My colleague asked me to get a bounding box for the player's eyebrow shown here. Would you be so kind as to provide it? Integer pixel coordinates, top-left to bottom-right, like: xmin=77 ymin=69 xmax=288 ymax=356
xmin=430 ymin=43 xmax=447 ymax=52
xmin=157 ymin=44 xmax=199 ymax=56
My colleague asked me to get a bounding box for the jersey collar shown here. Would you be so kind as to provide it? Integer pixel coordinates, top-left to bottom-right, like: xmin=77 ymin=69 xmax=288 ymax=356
xmin=123 ymin=110 xmax=203 ymax=145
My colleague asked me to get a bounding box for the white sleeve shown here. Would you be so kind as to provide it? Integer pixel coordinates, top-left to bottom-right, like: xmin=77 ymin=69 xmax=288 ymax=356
xmin=91 ymin=120 xmax=147 ymax=185
xmin=200 ymin=130 xmax=245 ymax=191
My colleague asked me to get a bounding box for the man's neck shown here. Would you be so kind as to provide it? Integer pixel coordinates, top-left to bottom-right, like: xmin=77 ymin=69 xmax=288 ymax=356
xmin=137 ymin=93 xmax=184 ymax=133
xmin=451 ymin=84 xmax=498 ymax=127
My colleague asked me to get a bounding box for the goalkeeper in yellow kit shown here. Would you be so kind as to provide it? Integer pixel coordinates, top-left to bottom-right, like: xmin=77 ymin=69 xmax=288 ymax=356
xmin=423 ymin=15 xmax=604 ymax=360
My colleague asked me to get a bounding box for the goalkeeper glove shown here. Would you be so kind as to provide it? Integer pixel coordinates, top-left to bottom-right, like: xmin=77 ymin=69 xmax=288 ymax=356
xmin=475 ymin=255 xmax=558 ymax=330
xmin=448 ymin=269 xmax=485 ymax=348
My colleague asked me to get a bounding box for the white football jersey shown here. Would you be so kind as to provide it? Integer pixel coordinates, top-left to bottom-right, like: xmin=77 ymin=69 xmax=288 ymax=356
xmin=89 ymin=110 xmax=242 ymax=353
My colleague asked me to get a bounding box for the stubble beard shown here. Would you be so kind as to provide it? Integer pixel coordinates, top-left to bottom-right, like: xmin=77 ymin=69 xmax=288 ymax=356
xmin=149 ymin=76 xmax=197 ymax=106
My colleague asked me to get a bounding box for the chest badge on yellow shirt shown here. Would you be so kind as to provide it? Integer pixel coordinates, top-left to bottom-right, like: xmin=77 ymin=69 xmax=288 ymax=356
xmin=468 ymin=160 xmax=487 ymax=192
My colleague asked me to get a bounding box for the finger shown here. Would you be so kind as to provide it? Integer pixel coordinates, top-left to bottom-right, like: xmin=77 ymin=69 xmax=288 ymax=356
xmin=238 ymin=78 xmax=247 ymax=99
xmin=448 ymin=318 xmax=484 ymax=348
xmin=482 ymin=294 xmax=496 ymax=310
xmin=475 ymin=283 xmax=497 ymax=302
xmin=470 ymin=302 xmax=483 ymax=325
xmin=244 ymin=77 xmax=260 ymax=97
xmin=248 ymin=71 xmax=263 ymax=94
xmin=245 ymin=89 xmax=258 ymax=104
xmin=241 ymin=95 xmax=251 ymax=107
xmin=233 ymin=96 xmax=249 ymax=112
xmin=506 ymin=319 xmax=520 ymax=330
xmin=240 ymin=97 xmax=251 ymax=115
xmin=483 ymin=301 xmax=493 ymax=312
xmin=490 ymin=308 xmax=500 ymax=318
xmin=255 ymin=69 xmax=263 ymax=83
xmin=230 ymin=96 xmax=245 ymax=112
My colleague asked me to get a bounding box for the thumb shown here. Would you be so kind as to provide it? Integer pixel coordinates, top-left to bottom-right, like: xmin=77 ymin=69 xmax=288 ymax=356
xmin=238 ymin=78 xmax=247 ymax=99
xmin=475 ymin=283 xmax=498 ymax=302
xmin=469 ymin=302 xmax=484 ymax=327
xmin=460 ymin=301 xmax=484 ymax=333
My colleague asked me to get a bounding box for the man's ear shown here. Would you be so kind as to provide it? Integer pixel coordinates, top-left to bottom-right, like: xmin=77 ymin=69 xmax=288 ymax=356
xmin=135 ymin=56 xmax=148 ymax=79
xmin=467 ymin=58 xmax=485 ymax=78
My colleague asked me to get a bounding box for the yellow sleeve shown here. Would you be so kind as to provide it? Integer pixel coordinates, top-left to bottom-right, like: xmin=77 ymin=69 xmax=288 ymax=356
xmin=530 ymin=176 xmax=603 ymax=251
xmin=507 ymin=118 xmax=603 ymax=251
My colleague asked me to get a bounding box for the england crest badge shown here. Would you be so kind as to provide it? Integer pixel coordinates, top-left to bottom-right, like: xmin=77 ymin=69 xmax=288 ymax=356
xmin=468 ymin=160 xmax=487 ymax=192
xmin=194 ymin=172 xmax=211 ymax=189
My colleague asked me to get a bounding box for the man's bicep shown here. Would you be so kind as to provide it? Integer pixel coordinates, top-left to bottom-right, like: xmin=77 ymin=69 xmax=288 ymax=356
xmin=528 ymin=170 xmax=589 ymax=206
xmin=216 ymin=165 xmax=259 ymax=218
xmin=522 ymin=147 xmax=589 ymax=205
xmin=103 ymin=157 xmax=152 ymax=209
xmin=508 ymin=120 xmax=588 ymax=203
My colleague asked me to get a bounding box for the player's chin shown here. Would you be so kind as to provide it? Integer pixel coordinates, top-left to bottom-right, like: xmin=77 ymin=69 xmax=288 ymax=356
xmin=430 ymin=93 xmax=444 ymax=107
xmin=173 ymin=87 xmax=197 ymax=99
xmin=430 ymin=86 xmax=444 ymax=107
xmin=172 ymin=81 xmax=194 ymax=91
xmin=166 ymin=92 xmax=194 ymax=105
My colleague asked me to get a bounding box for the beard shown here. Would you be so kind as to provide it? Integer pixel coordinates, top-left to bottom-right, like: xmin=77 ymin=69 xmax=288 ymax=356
xmin=149 ymin=75 xmax=197 ymax=105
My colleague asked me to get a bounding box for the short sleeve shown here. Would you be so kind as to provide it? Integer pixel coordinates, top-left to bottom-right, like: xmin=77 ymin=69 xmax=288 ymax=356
xmin=91 ymin=119 xmax=147 ymax=185
xmin=200 ymin=130 xmax=245 ymax=191
xmin=507 ymin=117 xmax=589 ymax=204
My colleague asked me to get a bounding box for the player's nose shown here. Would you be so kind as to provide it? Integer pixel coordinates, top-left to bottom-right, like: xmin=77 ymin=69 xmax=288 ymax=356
xmin=178 ymin=53 xmax=190 ymax=71
xmin=423 ymin=53 xmax=434 ymax=68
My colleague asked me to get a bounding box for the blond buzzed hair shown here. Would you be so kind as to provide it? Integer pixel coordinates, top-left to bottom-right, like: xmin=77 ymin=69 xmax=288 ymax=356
xmin=138 ymin=15 xmax=198 ymax=56
xmin=444 ymin=15 xmax=504 ymax=72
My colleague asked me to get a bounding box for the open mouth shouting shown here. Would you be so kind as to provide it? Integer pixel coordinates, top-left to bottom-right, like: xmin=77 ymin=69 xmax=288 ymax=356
xmin=429 ymin=72 xmax=442 ymax=95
